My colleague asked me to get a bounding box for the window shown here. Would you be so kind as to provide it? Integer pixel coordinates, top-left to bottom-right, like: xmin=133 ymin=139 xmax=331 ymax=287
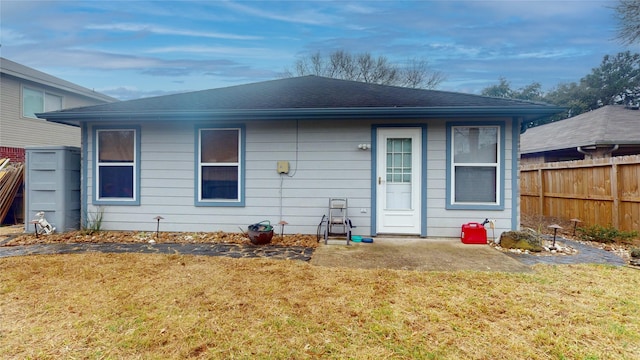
xmin=23 ymin=87 xmax=63 ymax=118
xmin=196 ymin=126 xmax=244 ymax=206
xmin=94 ymin=128 xmax=140 ymax=205
xmin=386 ymin=138 xmax=412 ymax=183
xmin=447 ymin=124 xmax=502 ymax=208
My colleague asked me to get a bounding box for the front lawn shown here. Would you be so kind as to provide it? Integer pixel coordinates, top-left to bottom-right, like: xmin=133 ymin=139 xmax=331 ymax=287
xmin=1 ymin=254 xmax=638 ymax=359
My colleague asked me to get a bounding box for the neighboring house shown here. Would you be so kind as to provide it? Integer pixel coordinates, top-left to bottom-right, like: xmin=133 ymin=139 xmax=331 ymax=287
xmin=521 ymin=105 xmax=640 ymax=164
xmin=0 ymin=57 xmax=117 ymax=162
xmin=38 ymin=76 xmax=562 ymax=238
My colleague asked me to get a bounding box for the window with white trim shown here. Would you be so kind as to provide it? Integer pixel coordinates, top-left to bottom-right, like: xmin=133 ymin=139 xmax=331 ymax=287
xmin=198 ymin=128 xmax=242 ymax=203
xmin=451 ymin=125 xmax=500 ymax=204
xmin=96 ymin=129 xmax=137 ymax=202
xmin=23 ymin=87 xmax=63 ymax=118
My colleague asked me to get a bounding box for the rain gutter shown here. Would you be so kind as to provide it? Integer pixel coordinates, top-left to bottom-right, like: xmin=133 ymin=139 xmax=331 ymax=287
xmin=38 ymin=106 xmax=565 ymax=127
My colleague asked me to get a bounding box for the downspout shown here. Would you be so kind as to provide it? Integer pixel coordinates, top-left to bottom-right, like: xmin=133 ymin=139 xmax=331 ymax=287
xmin=605 ymin=144 xmax=619 ymax=155
xmin=577 ymin=144 xmax=619 ymax=156
xmin=576 ymin=146 xmax=589 ymax=156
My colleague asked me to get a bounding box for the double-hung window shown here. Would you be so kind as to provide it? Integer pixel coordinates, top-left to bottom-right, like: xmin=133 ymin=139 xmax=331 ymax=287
xmin=23 ymin=87 xmax=63 ymax=118
xmin=447 ymin=124 xmax=503 ymax=209
xmin=196 ymin=126 xmax=244 ymax=206
xmin=94 ymin=127 xmax=140 ymax=205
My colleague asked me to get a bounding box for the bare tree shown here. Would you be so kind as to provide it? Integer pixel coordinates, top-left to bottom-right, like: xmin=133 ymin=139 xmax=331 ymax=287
xmin=283 ymin=50 xmax=445 ymax=89
xmin=614 ymin=0 xmax=640 ymax=45
xmin=401 ymin=58 xmax=446 ymax=89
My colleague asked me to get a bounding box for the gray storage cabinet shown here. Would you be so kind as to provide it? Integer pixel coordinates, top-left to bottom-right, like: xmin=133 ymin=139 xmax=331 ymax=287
xmin=24 ymin=146 xmax=81 ymax=233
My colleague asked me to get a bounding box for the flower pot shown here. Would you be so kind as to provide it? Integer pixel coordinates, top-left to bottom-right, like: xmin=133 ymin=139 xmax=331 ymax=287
xmin=247 ymin=221 xmax=274 ymax=245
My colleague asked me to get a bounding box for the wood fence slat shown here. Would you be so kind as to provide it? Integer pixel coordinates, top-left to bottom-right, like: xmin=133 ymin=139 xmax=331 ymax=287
xmin=538 ymin=168 xmax=544 ymax=215
xmin=611 ymin=163 xmax=619 ymax=229
xmin=542 ymin=193 xmax=613 ymax=201
xmin=520 ymin=154 xmax=640 ymax=232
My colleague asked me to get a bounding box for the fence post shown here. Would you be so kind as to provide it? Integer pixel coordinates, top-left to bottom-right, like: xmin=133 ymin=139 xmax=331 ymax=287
xmin=610 ymin=160 xmax=619 ymax=229
xmin=537 ymin=168 xmax=544 ymax=216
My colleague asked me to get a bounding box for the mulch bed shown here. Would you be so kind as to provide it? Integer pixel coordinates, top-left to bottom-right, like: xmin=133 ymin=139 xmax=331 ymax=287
xmin=2 ymin=230 xmax=320 ymax=248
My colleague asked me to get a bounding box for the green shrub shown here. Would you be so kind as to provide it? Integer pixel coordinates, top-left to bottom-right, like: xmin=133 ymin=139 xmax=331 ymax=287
xmin=630 ymin=248 xmax=640 ymax=258
xmin=577 ymin=224 xmax=638 ymax=244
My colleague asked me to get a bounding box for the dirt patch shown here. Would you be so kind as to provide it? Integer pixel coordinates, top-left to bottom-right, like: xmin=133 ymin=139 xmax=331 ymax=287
xmin=0 ymin=224 xmax=22 ymax=236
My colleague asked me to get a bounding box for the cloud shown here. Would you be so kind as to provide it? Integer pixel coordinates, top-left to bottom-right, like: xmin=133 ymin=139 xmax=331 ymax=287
xmin=143 ymin=45 xmax=289 ymax=60
xmin=0 ymin=0 xmax=627 ymax=99
xmin=220 ymin=0 xmax=339 ymax=25
xmin=86 ymin=23 xmax=262 ymax=40
xmin=0 ymin=28 xmax=35 ymax=46
xmin=98 ymin=86 xmax=185 ymax=100
xmin=340 ymin=3 xmax=377 ymax=15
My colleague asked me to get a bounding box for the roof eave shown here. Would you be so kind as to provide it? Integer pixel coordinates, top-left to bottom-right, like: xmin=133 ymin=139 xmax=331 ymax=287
xmin=38 ymin=106 xmax=564 ymax=127
xmin=2 ymin=68 xmax=117 ymax=103
xmin=522 ymin=140 xmax=640 ymax=154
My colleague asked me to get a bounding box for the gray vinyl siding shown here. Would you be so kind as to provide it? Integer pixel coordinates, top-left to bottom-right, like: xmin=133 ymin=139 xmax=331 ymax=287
xmin=84 ymin=118 xmax=517 ymax=239
xmin=423 ymin=120 xmax=516 ymax=239
xmin=85 ymin=120 xmax=373 ymax=235
xmin=0 ymin=74 xmax=109 ymax=148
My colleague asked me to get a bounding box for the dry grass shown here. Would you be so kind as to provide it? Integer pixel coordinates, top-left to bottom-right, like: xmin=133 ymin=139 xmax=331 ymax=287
xmin=1 ymin=254 xmax=639 ymax=359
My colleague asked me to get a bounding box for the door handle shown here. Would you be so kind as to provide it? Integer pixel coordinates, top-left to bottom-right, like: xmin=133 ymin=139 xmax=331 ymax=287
xmin=378 ymin=177 xmax=382 ymax=185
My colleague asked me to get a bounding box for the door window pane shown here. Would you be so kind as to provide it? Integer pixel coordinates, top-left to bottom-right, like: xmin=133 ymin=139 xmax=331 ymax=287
xmin=386 ymin=138 xmax=412 ymax=184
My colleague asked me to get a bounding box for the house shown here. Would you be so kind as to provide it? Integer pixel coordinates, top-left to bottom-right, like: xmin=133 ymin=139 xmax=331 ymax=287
xmin=0 ymin=57 xmax=117 ymax=162
xmin=521 ymin=105 xmax=640 ymax=164
xmin=38 ymin=76 xmax=562 ymax=238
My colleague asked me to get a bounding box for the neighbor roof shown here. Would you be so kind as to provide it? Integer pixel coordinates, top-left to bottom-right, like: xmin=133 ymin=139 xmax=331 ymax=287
xmin=521 ymin=105 xmax=640 ymax=154
xmin=39 ymin=76 xmax=563 ymax=126
xmin=0 ymin=57 xmax=117 ymax=103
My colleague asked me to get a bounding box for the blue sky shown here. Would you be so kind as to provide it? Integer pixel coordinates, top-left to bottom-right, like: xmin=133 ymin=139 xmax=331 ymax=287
xmin=1 ymin=0 xmax=636 ymax=100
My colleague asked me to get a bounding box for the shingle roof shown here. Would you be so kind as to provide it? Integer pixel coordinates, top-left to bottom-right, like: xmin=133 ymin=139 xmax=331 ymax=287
xmin=56 ymin=75 xmax=551 ymax=111
xmin=521 ymin=105 xmax=640 ymax=154
xmin=39 ymin=75 xmax=563 ymax=125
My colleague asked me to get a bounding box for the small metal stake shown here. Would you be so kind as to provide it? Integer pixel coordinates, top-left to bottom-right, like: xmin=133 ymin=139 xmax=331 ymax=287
xmin=570 ymin=218 xmax=581 ymax=236
xmin=548 ymin=224 xmax=562 ymax=250
xmin=154 ymin=216 xmax=164 ymax=239
xmin=30 ymin=220 xmax=39 ymax=238
xmin=278 ymin=220 xmax=288 ymax=238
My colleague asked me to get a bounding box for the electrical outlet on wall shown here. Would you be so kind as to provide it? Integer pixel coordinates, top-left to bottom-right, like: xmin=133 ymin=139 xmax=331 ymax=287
xmin=277 ymin=160 xmax=289 ymax=174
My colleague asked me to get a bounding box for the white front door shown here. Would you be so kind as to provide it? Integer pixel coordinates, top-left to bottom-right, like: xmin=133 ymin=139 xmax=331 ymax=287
xmin=376 ymin=128 xmax=421 ymax=234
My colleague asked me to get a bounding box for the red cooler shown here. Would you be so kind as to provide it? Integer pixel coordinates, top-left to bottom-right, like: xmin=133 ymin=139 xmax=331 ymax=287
xmin=461 ymin=223 xmax=487 ymax=244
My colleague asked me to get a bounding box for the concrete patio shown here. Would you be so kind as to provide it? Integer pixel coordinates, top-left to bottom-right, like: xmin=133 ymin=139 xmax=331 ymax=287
xmin=311 ymin=237 xmax=534 ymax=272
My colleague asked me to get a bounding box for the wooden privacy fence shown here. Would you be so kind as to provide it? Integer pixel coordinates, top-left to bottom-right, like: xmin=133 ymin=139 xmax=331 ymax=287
xmin=520 ymin=154 xmax=640 ymax=232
